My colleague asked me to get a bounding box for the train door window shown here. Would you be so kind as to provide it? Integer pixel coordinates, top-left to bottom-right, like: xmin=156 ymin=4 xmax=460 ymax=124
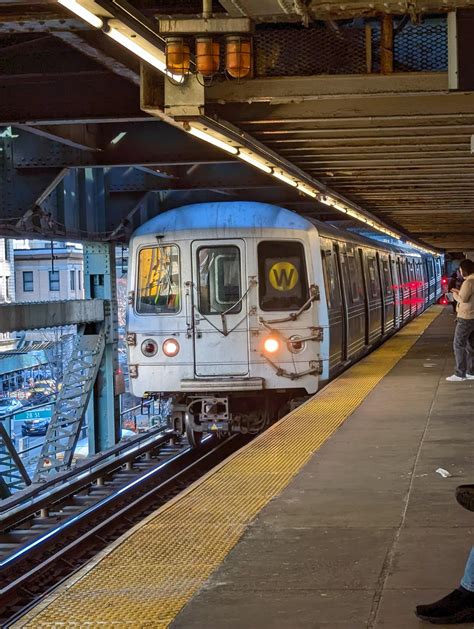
xmin=321 ymin=248 xmax=341 ymax=309
xmin=258 ymin=241 xmax=309 ymax=311
xmin=197 ymin=246 xmax=242 ymax=314
xmin=136 ymin=245 xmax=180 ymax=314
xmin=381 ymin=258 xmax=392 ymax=296
xmin=345 ymin=245 xmax=363 ymax=304
xmin=366 ymin=255 xmax=380 ymax=299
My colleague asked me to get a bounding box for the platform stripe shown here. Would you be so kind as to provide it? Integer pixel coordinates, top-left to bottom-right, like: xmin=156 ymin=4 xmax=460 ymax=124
xmin=15 ymin=306 xmax=441 ymax=628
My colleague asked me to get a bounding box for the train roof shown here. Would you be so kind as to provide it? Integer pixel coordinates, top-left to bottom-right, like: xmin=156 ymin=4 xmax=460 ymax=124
xmin=132 ymin=202 xmax=426 ymax=258
xmin=132 ymin=202 xmax=311 ymax=235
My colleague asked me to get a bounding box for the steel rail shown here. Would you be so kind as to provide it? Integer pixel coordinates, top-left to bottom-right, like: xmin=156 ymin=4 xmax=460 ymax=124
xmin=0 ymin=434 xmax=247 ymax=626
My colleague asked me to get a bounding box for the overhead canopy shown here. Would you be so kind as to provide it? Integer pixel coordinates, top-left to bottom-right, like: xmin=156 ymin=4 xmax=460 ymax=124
xmin=0 ymin=1 xmax=473 ymax=251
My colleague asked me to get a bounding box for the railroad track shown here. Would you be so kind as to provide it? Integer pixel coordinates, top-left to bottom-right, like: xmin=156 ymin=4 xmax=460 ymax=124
xmin=0 ymin=432 xmax=249 ymax=626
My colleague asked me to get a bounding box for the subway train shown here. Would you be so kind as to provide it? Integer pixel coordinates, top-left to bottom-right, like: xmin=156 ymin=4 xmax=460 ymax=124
xmin=126 ymin=202 xmax=443 ymax=446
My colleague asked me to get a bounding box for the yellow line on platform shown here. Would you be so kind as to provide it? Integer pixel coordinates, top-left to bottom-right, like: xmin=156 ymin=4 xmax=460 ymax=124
xmin=15 ymin=306 xmax=442 ymax=628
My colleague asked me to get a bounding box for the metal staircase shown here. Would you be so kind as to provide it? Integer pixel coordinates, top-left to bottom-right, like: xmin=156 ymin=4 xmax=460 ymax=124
xmin=0 ymin=423 xmax=31 ymax=497
xmin=34 ymin=328 xmax=105 ymax=481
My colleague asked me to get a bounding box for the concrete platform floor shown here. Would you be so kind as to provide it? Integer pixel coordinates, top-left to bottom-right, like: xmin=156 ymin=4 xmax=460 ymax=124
xmin=172 ymin=309 xmax=474 ymax=629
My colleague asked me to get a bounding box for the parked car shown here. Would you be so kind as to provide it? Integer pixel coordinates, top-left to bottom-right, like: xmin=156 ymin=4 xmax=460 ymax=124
xmin=21 ymin=417 xmax=50 ymax=437
xmin=0 ymin=398 xmax=23 ymax=418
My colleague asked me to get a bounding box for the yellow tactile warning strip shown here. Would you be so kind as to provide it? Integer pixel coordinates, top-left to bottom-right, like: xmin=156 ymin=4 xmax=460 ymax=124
xmin=15 ymin=306 xmax=442 ymax=628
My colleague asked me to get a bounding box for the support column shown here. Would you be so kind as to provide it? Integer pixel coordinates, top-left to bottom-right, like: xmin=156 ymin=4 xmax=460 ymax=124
xmin=84 ymin=243 xmax=120 ymax=453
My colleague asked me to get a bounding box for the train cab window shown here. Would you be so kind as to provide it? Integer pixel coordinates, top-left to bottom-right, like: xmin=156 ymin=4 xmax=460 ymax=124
xmin=197 ymin=246 xmax=242 ymax=314
xmin=258 ymin=241 xmax=309 ymax=311
xmin=136 ymin=245 xmax=180 ymax=314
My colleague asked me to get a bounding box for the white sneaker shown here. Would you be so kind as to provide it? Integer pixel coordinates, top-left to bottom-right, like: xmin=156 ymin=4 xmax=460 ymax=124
xmin=466 ymin=374 xmax=474 ymax=380
xmin=446 ymin=374 xmax=466 ymax=382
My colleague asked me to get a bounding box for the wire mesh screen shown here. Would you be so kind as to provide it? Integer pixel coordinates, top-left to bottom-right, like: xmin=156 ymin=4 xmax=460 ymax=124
xmin=254 ymin=18 xmax=447 ymax=77
xmin=255 ymin=25 xmax=367 ymax=76
xmin=394 ymin=22 xmax=447 ymax=71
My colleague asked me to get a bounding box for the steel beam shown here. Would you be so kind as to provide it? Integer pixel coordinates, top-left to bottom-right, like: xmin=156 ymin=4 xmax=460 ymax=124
xmin=10 ymin=125 xmax=233 ymax=168
xmin=207 ymin=73 xmax=448 ymax=104
xmin=0 ymin=299 xmax=104 ymax=333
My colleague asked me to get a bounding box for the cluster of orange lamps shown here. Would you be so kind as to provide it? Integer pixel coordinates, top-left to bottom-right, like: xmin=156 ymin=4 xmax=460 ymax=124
xmin=166 ymin=35 xmax=252 ymax=79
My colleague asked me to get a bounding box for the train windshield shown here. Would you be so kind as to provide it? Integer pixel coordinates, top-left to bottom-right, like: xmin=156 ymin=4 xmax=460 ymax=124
xmin=136 ymin=245 xmax=180 ymax=314
xmin=258 ymin=241 xmax=309 ymax=311
xmin=197 ymin=246 xmax=242 ymax=314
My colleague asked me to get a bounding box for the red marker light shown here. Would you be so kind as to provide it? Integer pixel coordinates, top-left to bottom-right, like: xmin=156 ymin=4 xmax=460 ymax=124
xmin=441 ymin=278 xmax=448 ymax=285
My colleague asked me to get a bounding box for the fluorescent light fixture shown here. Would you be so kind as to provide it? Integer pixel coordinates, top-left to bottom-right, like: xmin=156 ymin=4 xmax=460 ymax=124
xmin=105 ymin=25 xmax=184 ymax=83
xmin=187 ymin=125 xmax=239 ymax=155
xmin=272 ymin=170 xmax=297 ymax=187
xmin=110 ymin=131 xmax=127 ymax=145
xmin=297 ymin=183 xmax=318 ymax=198
xmin=58 ymin=0 xmax=103 ymax=28
xmin=237 ymin=150 xmax=272 ymax=174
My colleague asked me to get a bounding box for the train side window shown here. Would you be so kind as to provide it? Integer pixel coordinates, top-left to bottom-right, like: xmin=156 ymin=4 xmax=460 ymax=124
xmin=197 ymin=246 xmax=242 ymax=315
xmin=258 ymin=240 xmax=309 ymax=311
xmin=136 ymin=245 xmax=180 ymax=314
xmin=367 ymin=256 xmax=380 ymax=298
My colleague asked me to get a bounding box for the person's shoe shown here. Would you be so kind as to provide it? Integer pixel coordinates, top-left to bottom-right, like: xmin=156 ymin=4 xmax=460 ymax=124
xmin=465 ymin=373 xmax=474 ymax=380
xmin=456 ymin=485 xmax=474 ymax=512
xmin=446 ymin=374 xmax=466 ymax=382
xmin=416 ymin=587 xmax=474 ymax=624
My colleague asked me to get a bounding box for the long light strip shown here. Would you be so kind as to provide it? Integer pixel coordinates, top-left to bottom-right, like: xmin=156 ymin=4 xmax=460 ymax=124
xmin=58 ymin=0 xmax=103 ymax=28
xmin=296 ymin=183 xmax=318 ymax=198
xmin=105 ymin=26 xmax=184 ymax=84
xmin=272 ymin=170 xmax=298 ymax=187
xmin=237 ymin=150 xmax=272 ymax=174
xmin=188 ymin=125 xmax=238 ymax=155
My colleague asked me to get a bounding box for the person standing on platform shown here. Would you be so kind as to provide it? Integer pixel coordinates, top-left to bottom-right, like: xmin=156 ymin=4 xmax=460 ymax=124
xmin=448 ymin=270 xmax=463 ymax=314
xmin=416 ymin=486 xmax=474 ymax=624
xmin=446 ymin=259 xmax=474 ymax=382
xmin=416 ymin=548 xmax=474 ymax=623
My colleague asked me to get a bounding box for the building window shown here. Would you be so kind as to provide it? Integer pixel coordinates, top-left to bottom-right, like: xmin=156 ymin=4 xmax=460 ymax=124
xmin=49 ymin=270 xmax=60 ymax=292
xmin=23 ymin=271 xmax=34 ymax=292
xmin=70 ymin=270 xmax=75 ymax=291
xmin=6 ymin=277 xmax=10 ymax=300
xmin=77 ymin=269 xmax=81 ymax=291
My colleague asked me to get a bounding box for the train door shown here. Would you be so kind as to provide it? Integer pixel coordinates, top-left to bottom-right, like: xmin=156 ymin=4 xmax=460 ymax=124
xmin=365 ymin=251 xmax=383 ymax=344
xmin=376 ymin=252 xmax=386 ymax=335
xmin=339 ymin=243 xmax=366 ymax=358
xmin=380 ymin=254 xmax=396 ymax=334
xmin=359 ymin=248 xmax=370 ymax=346
xmin=321 ymin=242 xmax=345 ymax=373
xmin=333 ymin=242 xmax=348 ymax=363
xmin=390 ymin=256 xmax=403 ymax=327
xmin=191 ymin=239 xmax=249 ymax=376
xmin=398 ymin=258 xmax=410 ymax=322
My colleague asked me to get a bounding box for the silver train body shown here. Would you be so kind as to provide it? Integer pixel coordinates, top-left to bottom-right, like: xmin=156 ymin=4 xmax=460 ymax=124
xmin=126 ymin=202 xmax=442 ymax=442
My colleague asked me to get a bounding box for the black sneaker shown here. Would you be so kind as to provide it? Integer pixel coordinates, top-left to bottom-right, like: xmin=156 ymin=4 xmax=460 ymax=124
xmin=456 ymin=485 xmax=474 ymax=512
xmin=416 ymin=588 xmax=474 ymax=624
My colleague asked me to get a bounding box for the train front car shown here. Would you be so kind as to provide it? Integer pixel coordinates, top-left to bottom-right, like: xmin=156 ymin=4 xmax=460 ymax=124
xmin=126 ymin=202 xmax=325 ymax=445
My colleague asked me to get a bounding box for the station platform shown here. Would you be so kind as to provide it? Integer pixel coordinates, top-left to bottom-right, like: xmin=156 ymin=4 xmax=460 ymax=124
xmin=15 ymin=306 xmax=474 ymax=629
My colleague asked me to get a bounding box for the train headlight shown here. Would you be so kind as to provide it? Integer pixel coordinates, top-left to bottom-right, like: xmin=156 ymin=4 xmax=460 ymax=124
xmin=141 ymin=339 xmax=158 ymax=357
xmin=263 ymin=337 xmax=280 ymax=354
xmin=163 ymin=338 xmax=180 ymax=357
xmin=288 ymin=335 xmax=305 ymax=354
